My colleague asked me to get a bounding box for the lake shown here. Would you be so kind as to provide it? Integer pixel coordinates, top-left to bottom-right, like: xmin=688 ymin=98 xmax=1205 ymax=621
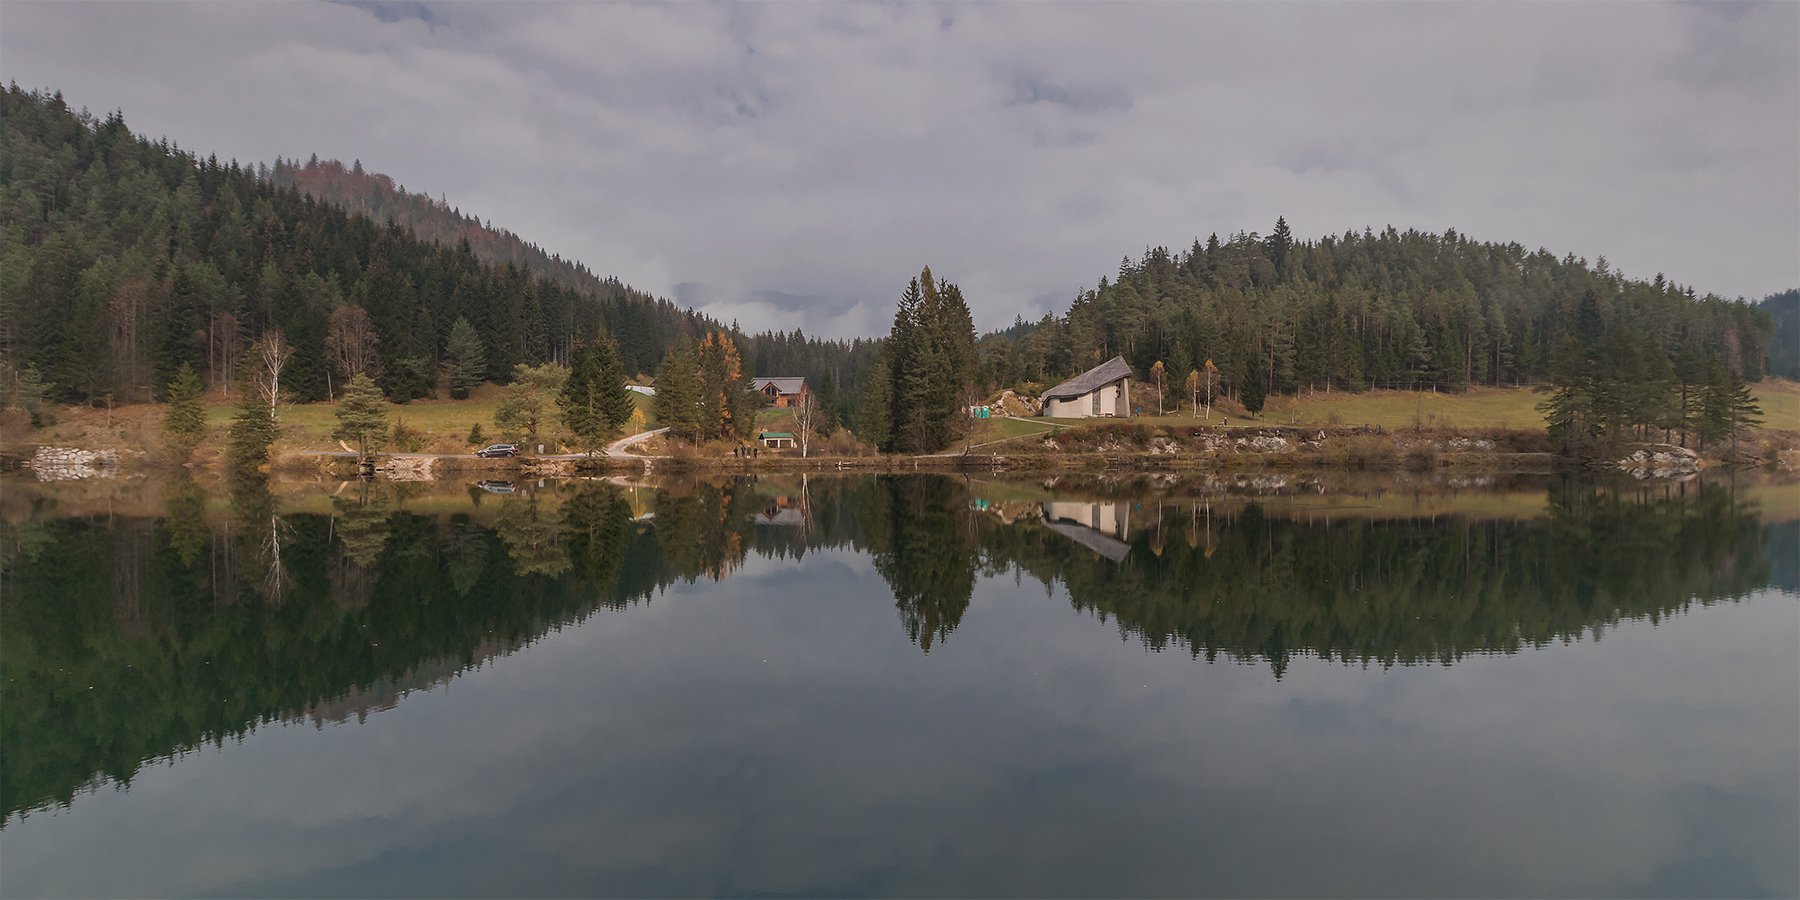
xmin=1 ymin=471 xmax=1795 ymax=898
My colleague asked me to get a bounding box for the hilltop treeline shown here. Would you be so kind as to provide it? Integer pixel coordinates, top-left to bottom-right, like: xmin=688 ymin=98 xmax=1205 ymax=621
xmin=981 ymin=221 xmax=1777 ymax=405
xmin=270 ymin=156 xmax=631 ymax=301
xmin=0 ymin=86 xmax=764 ymax=406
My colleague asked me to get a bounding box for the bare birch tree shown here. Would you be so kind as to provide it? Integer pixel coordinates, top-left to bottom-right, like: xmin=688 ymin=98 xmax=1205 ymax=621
xmin=1201 ymin=359 xmax=1220 ymax=420
xmin=252 ymin=330 xmax=295 ymax=422
xmin=793 ymin=388 xmax=821 ymax=458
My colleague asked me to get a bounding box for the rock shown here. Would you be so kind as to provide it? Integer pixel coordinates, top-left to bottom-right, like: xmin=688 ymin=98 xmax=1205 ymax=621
xmin=1610 ymin=446 xmax=1700 ymax=479
xmin=25 ymin=446 xmax=119 ymax=481
xmin=374 ymin=456 xmax=435 ymax=481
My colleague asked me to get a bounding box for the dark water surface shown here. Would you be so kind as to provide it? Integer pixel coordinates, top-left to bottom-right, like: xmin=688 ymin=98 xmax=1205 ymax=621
xmin=2 ymin=472 xmax=1795 ymax=897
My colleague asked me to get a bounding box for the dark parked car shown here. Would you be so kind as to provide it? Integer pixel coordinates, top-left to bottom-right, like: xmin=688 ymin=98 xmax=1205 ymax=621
xmin=475 ymin=480 xmax=518 ymax=494
xmin=476 ymin=443 xmax=518 ymax=458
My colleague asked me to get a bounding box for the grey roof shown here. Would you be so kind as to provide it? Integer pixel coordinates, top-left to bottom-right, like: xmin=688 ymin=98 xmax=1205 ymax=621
xmin=1041 ymin=517 xmax=1131 ymax=562
xmin=1041 ymin=356 xmax=1132 ymax=401
xmin=754 ymin=377 xmax=807 ymax=394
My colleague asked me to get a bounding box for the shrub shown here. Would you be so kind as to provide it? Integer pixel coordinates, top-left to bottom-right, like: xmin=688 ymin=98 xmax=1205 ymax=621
xmin=391 ymin=419 xmax=427 ymax=453
xmin=467 ymin=422 xmax=485 ymax=445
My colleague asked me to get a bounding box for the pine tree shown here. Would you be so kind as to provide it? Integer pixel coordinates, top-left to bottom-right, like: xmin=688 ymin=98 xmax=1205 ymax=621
xmin=1266 ymin=216 xmax=1293 ymax=276
xmin=226 ymin=402 xmax=277 ymax=468
xmin=333 ymin=373 xmax=388 ymax=461
xmin=494 ymin=362 xmax=566 ymax=450
xmin=1539 ymin=337 xmax=1599 ymax=455
xmin=1727 ymin=373 xmax=1764 ymax=454
xmin=1240 ymin=355 xmax=1265 ymax=417
xmin=442 ymin=316 xmax=486 ymax=399
xmin=596 ymin=338 xmax=632 ymax=431
xmin=560 ymin=339 xmax=632 ymax=455
xmin=816 ymin=372 xmax=840 ymax=434
xmin=162 ymin=364 xmax=206 ymax=459
xmin=653 ymin=343 xmax=701 ymax=441
xmin=855 ymin=357 xmax=892 ymax=450
xmin=1696 ymin=352 xmax=1734 ymax=450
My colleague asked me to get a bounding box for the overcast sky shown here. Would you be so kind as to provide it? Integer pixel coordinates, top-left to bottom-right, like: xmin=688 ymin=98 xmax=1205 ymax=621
xmin=4 ymin=2 xmax=1796 ymax=338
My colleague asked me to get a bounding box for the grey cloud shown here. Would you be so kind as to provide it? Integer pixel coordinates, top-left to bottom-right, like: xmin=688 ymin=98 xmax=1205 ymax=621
xmin=1008 ymin=76 xmax=1132 ymax=114
xmin=332 ymin=1 xmax=440 ymax=28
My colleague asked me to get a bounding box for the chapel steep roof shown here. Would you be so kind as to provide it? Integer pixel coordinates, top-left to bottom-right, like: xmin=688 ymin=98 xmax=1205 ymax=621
xmin=1041 ymin=356 xmax=1133 ymax=401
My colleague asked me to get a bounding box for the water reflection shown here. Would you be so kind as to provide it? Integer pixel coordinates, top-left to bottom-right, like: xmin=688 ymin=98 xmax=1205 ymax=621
xmin=0 ymin=472 xmax=1783 ymax=824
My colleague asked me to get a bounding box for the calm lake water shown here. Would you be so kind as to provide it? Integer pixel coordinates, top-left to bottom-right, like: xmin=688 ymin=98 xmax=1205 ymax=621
xmin=2 ymin=471 xmax=1795 ymax=898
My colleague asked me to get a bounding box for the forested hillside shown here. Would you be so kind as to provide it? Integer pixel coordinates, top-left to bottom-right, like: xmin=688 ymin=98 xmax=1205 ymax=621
xmin=982 ymin=220 xmax=1776 ymax=403
xmin=1762 ymin=289 xmax=1798 ymax=381
xmin=270 ymin=156 xmax=641 ymax=306
xmin=0 ymin=87 xmax=733 ymax=405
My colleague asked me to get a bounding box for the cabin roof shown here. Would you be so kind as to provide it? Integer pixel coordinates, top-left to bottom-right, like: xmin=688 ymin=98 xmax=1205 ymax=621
xmin=1041 ymin=356 xmax=1132 ymax=401
xmin=753 ymin=377 xmax=807 ymax=394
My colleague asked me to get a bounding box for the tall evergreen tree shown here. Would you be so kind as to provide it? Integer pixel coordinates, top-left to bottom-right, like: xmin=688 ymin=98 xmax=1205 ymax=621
xmin=1240 ymin=355 xmax=1265 ymax=417
xmin=855 ymin=357 xmax=892 ymax=450
xmin=332 ymin=372 xmax=388 ymax=461
xmin=161 ymin=364 xmax=206 ymax=460
xmin=442 ymin=316 xmax=486 ymax=399
xmin=560 ymin=338 xmax=631 ymax=455
xmin=225 ymin=402 xmax=277 ymax=468
xmin=653 ymin=343 xmax=702 ymax=441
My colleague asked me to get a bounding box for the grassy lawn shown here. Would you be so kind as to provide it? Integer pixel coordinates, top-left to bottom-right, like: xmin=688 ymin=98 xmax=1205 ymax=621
xmin=983 ymin=416 xmax=1062 ymax=441
xmin=199 ymin=385 xmax=661 ymax=453
xmin=1062 ymin=382 xmax=1798 ymax=433
xmin=1751 ymin=380 xmax=1798 ymax=430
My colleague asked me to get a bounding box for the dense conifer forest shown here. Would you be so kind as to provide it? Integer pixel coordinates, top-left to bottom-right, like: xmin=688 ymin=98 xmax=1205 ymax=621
xmin=0 ymin=86 xmax=729 ymax=406
xmin=984 ymin=220 xmax=1774 ymax=396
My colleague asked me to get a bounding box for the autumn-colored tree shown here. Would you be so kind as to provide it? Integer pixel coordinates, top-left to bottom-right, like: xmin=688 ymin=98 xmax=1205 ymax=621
xmin=696 ymin=332 xmax=755 ymax=442
xmin=1201 ymin=359 xmax=1220 ymax=419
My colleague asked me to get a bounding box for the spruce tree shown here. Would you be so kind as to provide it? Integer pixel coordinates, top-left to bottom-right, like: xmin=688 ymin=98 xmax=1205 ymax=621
xmin=226 ymin=402 xmax=277 ymax=468
xmin=1696 ymin=352 xmax=1734 ymax=449
xmin=1726 ymin=370 xmax=1763 ymax=454
xmin=442 ymin=316 xmax=486 ymax=399
xmin=560 ymin=339 xmax=631 ymax=455
xmin=816 ymin=372 xmax=840 ymax=433
xmin=333 ymin=373 xmax=388 ymax=461
xmin=162 ymin=364 xmax=207 ymax=459
xmin=1240 ymin=356 xmax=1266 ymax=417
xmin=855 ymin=358 xmax=892 ymax=450
xmin=653 ymin=343 xmax=701 ymax=441
xmin=596 ymin=338 xmax=633 ymax=433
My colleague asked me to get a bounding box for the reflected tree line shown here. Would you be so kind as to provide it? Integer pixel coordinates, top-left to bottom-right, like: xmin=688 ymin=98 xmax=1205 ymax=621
xmin=985 ymin=480 xmax=1772 ymax=677
xmin=0 ymin=472 xmax=1777 ymax=822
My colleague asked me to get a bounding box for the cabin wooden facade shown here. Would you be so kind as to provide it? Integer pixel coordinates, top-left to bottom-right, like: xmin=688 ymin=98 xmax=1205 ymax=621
xmin=753 ymin=377 xmax=809 ymax=408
